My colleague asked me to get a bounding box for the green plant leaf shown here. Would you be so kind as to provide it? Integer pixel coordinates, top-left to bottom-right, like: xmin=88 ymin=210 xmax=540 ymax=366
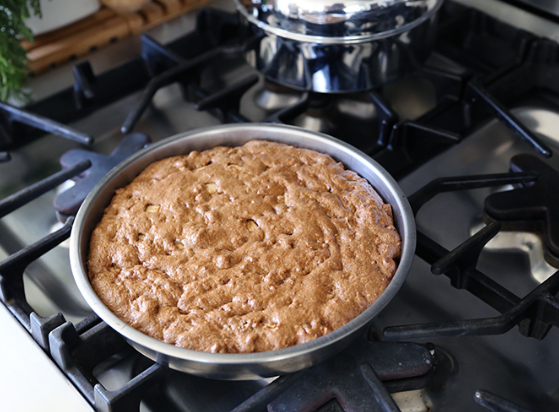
xmin=0 ymin=0 xmax=43 ymax=102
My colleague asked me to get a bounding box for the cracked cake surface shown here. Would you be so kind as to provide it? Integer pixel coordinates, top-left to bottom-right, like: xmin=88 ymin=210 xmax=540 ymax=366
xmin=87 ymin=140 xmax=401 ymax=353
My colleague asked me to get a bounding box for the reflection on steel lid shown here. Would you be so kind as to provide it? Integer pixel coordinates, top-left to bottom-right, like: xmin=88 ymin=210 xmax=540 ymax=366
xmin=235 ymin=0 xmax=444 ymax=43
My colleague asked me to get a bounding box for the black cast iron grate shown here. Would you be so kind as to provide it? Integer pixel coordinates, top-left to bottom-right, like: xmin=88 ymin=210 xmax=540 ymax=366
xmin=383 ymin=167 xmax=559 ymax=341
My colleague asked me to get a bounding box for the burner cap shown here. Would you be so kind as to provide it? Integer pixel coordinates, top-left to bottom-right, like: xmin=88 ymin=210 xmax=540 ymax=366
xmin=485 ymin=154 xmax=559 ymax=264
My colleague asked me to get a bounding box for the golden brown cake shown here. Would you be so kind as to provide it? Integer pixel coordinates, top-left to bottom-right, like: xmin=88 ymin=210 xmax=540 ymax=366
xmin=87 ymin=140 xmax=401 ymax=353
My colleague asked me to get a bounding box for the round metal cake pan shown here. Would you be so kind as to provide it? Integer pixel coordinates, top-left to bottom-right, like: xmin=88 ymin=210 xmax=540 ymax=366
xmin=70 ymin=123 xmax=416 ymax=380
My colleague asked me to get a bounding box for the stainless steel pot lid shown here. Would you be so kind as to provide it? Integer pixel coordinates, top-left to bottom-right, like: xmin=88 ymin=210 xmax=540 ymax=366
xmin=235 ymin=0 xmax=444 ymax=44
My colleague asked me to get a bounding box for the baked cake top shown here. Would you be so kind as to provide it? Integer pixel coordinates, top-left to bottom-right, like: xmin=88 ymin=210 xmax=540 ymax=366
xmin=87 ymin=140 xmax=401 ymax=353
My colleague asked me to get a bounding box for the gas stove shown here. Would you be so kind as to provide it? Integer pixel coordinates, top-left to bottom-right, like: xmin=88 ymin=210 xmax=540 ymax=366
xmin=1 ymin=0 xmax=559 ymax=411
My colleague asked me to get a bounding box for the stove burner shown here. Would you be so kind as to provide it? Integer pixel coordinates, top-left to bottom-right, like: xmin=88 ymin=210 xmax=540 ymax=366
xmin=263 ymin=91 xmax=397 ymax=155
xmin=291 ymin=94 xmax=378 ymax=139
xmin=267 ymin=340 xmax=433 ymax=412
xmin=53 ymin=133 xmax=150 ymax=218
xmin=485 ymin=154 xmax=559 ymax=265
xmin=253 ymin=80 xmax=301 ymax=111
xmin=469 ymin=218 xmax=557 ymax=283
xmin=292 ymin=95 xmax=337 ymax=136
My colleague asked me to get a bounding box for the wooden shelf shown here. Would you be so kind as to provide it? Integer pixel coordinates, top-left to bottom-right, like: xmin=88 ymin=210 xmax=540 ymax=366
xmin=23 ymin=0 xmax=212 ymax=74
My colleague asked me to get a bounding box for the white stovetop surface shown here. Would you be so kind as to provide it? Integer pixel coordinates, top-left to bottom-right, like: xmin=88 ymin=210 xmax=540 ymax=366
xmin=0 ymin=304 xmax=93 ymax=411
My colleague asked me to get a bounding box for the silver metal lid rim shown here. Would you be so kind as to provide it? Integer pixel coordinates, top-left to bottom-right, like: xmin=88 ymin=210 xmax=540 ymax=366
xmin=235 ymin=0 xmax=444 ymax=45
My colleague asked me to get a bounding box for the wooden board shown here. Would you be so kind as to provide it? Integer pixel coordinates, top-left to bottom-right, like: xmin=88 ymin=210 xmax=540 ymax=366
xmin=23 ymin=0 xmax=213 ymax=74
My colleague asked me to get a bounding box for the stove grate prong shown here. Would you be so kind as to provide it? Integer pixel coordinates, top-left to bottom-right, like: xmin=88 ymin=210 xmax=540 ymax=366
xmin=74 ymin=313 xmax=103 ymax=334
xmin=431 ymin=221 xmax=503 ymax=277
xmin=229 ymin=374 xmax=300 ymax=412
xmin=73 ymin=62 xmax=97 ymax=111
xmin=0 ymin=101 xmax=94 ymax=149
xmin=360 ymin=364 xmax=402 ymax=412
xmin=195 ymin=74 xmax=260 ymax=123
xmin=0 ymin=159 xmax=91 ymax=218
xmin=424 ymin=225 xmax=521 ymax=312
xmin=368 ymin=91 xmax=399 ymax=148
xmin=121 ymin=48 xmax=218 ymax=134
xmin=408 ymin=172 xmax=538 ymax=216
xmin=389 ymin=120 xmax=461 ymax=152
xmin=121 ymin=47 xmax=242 ymax=134
xmin=419 ymin=65 xmax=468 ymax=103
xmin=30 ymin=312 xmax=66 ymax=351
xmin=94 ymin=363 xmax=166 ymax=412
xmin=48 ymin=319 xmax=162 ymax=407
xmin=376 ymin=121 xmax=462 ymax=177
xmin=465 ymin=82 xmax=552 ymax=157
xmin=0 ymin=217 xmax=73 ymax=331
xmin=264 ymin=93 xmax=310 ymax=124
xmin=474 ymin=390 xmax=533 ymax=412
xmin=383 ymin=312 xmax=517 ymax=340
xmin=141 ymin=34 xmax=184 ymax=78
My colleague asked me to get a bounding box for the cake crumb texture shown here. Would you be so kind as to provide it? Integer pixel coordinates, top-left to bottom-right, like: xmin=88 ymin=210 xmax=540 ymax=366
xmin=88 ymin=140 xmax=401 ymax=353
